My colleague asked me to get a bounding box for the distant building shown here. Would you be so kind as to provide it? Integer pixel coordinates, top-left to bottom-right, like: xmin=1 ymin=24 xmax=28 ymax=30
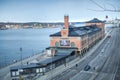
xmin=0 ymin=24 xmax=8 ymax=30
xmin=46 ymin=16 xmax=105 ymax=56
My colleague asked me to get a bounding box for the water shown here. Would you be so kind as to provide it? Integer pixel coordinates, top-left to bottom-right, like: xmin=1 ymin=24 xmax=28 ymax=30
xmin=0 ymin=28 xmax=60 ymax=67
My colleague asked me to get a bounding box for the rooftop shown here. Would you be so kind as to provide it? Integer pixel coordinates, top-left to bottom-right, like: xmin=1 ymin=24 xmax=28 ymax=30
xmin=10 ymin=63 xmax=40 ymax=71
xmin=10 ymin=48 xmax=76 ymax=71
xmin=86 ymin=18 xmax=104 ymax=23
xmin=50 ymin=25 xmax=101 ymax=37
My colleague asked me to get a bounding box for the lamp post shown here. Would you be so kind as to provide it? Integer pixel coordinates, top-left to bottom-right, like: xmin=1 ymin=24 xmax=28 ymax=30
xmin=20 ymin=47 xmax=23 ymax=66
xmin=19 ymin=47 xmax=23 ymax=80
xmin=51 ymin=52 xmax=55 ymax=80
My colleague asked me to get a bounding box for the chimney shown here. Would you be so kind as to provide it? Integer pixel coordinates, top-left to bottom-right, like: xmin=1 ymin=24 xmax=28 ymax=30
xmin=64 ymin=15 xmax=69 ymax=29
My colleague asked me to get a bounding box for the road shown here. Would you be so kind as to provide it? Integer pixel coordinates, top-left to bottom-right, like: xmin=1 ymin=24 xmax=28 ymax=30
xmin=93 ymin=27 xmax=120 ymax=80
xmin=69 ymin=27 xmax=120 ymax=80
xmin=52 ymin=28 xmax=120 ymax=80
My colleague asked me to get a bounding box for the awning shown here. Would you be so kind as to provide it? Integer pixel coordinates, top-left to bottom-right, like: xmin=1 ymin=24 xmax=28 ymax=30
xmin=37 ymin=48 xmax=77 ymax=65
xmin=54 ymin=47 xmax=77 ymax=56
xmin=55 ymin=50 xmax=74 ymax=56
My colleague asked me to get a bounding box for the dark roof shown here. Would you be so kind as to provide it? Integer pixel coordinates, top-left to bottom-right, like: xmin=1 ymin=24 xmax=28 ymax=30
xmin=10 ymin=47 xmax=76 ymax=71
xmin=37 ymin=48 xmax=76 ymax=65
xmin=86 ymin=18 xmax=104 ymax=23
xmin=55 ymin=50 xmax=74 ymax=56
xmin=37 ymin=55 xmax=67 ymax=65
xmin=46 ymin=47 xmax=77 ymax=50
xmin=50 ymin=25 xmax=101 ymax=37
xmin=54 ymin=47 xmax=77 ymax=56
xmin=10 ymin=63 xmax=40 ymax=71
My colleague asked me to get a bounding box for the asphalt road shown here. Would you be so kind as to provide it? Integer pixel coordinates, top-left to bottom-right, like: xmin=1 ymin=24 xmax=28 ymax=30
xmin=93 ymin=27 xmax=120 ymax=80
xmin=52 ymin=28 xmax=120 ymax=80
xmin=69 ymin=27 xmax=120 ymax=80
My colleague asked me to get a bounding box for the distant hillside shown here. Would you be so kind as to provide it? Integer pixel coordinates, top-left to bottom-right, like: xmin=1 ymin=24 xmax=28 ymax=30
xmin=0 ymin=22 xmax=85 ymax=30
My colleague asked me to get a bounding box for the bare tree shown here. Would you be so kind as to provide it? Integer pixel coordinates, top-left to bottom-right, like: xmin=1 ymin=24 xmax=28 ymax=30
xmin=89 ymin=0 xmax=120 ymax=12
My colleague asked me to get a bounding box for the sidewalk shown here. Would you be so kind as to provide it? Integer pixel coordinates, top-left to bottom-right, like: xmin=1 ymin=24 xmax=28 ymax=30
xmin=36 ymin=29 xmax=112 ymax=80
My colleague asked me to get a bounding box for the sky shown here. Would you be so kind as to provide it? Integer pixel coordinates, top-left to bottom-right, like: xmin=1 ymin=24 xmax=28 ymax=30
xmin=0 ymin=0 xmax=120 ymax=22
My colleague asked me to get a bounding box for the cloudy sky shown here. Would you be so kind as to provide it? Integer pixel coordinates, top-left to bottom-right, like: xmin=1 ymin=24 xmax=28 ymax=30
xmin=0 ymin=0 xmax=120 ymax=22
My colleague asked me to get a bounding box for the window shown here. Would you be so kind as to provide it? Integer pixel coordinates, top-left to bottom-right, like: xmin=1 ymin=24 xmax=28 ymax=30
xmin=40 ymin=68 xmax=43 ymax=72
xmin=36 ymin=68 xmax=40 ymax=73
xmin=71 ymin=42 xmax=75 ymax=47
xmin=55 ymin=42 xmax=59 ymax=47
xmin=16 ymin=71 xmax=19 ymax=76
xmin=82 ymin=40 xmax=86 ymax=46
xmin=12 ymin=72 xmax=16 ymax=76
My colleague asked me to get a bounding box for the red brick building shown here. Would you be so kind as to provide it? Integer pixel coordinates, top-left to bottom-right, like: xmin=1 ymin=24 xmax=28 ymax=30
xmin=46 ymin=16 xmax=105 ymax=56
xmin=86 ymin=18 xmax=105 ymax=37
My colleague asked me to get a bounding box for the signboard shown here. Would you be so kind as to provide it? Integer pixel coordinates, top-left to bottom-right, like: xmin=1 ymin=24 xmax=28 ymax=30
xmin=47 ymin=50 xmax=51 ymax=56
xmin=60 ymin=39 xmax=70 ymax=46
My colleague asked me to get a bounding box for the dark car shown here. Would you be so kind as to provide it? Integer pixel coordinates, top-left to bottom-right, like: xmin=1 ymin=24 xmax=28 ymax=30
xmin=107 ymin=35 xmax=111 ymax=38
xmin=84 ymin=65 xmax=91 ymax=71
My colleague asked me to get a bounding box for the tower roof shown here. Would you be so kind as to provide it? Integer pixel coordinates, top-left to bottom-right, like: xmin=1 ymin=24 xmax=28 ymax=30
xmin=86 ymin=18 xmax=104 ymax=23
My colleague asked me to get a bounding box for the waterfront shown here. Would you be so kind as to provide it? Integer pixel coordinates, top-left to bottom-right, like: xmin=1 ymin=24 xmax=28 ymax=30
xmin=0 ymin=23 xmax=112 ymax=68
xmin=0 ymin=28 xmax=60 ymax=67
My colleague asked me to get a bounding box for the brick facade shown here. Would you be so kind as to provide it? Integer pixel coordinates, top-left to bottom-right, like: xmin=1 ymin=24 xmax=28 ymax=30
xmin=48 ymin=16 xmax=105 ymax=55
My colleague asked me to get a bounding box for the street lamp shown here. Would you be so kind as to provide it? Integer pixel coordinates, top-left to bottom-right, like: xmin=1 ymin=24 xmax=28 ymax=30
xmin=20 ymin=47 xmax=23 ymax=66
xmin=19 ymin=47 xmax=23 ymax=80
xmin=51 ymin=52 xmax=55 ymax=80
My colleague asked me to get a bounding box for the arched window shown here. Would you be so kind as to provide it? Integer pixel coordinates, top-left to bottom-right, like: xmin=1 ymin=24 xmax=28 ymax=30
xmin=71 ymin=42 xmax=75 ymax=47
xmin=55 ymin=42 xmax=59 ymax=47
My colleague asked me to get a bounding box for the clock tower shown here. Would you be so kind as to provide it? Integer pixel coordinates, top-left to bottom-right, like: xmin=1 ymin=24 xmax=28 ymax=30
xmin=61 ymin=15 xmax=69 ymax=37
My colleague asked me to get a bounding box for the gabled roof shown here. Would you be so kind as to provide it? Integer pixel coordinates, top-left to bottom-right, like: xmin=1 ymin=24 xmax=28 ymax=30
xmin=50 ymin=25 xmax=101 ymax=37
xmin=86 ymin=18 xmax=104 ymax=23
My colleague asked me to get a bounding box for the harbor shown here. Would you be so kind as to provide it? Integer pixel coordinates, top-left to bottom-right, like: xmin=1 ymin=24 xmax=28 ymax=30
xmin=0 ymin=24 xmax=113 ymax=80
xmin=1 ymin=0 xmax=120 ymax=80
xmin=0 ymin=15 xmax=115 ymax=80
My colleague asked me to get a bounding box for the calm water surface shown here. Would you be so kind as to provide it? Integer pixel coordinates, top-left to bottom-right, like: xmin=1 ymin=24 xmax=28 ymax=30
xmin=0 ymin=28 xmax=60 ymax=67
